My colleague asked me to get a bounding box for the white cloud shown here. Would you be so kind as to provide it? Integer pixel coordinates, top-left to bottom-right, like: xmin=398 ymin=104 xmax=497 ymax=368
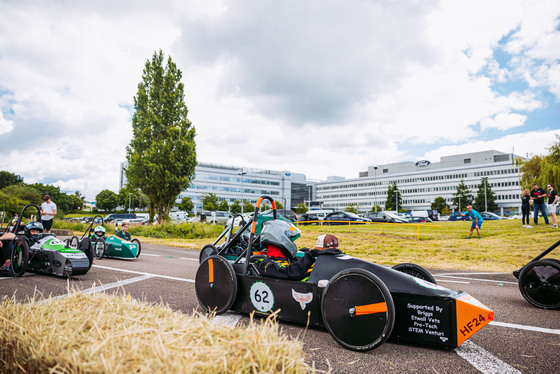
xmin=480 ymin=113 xmax=527 ymax=131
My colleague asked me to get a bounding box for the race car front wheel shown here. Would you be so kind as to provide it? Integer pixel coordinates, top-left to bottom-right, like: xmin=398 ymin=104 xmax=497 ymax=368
xmin=195 ymin=255 xmax=237 ymax=315
xmin=199 ymin=244 xmax=218 ymax=264
xmin=392 ymin=263 xmax=437 ymax=284
xmin=321 ymin=268 xmax=395 ymax=351
xmin=132 ymin=239 xmax=141 ymax=258
xmin=10 ymin=238 xmax=29 ymax=277
xmin=93 ymin=238 xmax=106 ymax=260
xmin=66 ymin=236 xmax=79 ymax=249
xmin=518 ymin=259 xmax=560 ymax=309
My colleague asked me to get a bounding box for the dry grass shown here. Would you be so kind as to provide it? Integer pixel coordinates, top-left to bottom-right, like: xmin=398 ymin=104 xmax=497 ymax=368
xmin=0 ymin=292 xmax=313 ymax=373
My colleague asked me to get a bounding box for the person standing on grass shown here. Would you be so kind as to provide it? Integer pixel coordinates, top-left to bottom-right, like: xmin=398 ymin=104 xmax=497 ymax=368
xmin=40 ymin=194 xmax=57 ymax=234
xmin=530 ymin=183 xmax=549 ymax=225
xmin=547 ymin=183 xmax=558 ymax=228
xmin=459 ymin=204 xmax=483 ymax=239
xmin=521 ymin=189 xmax=532 ymax=228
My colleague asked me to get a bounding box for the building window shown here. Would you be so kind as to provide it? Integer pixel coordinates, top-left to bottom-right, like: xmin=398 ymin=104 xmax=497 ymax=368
xmin=383 ymin=169 xmax=388 ymax=173
xmin=464 ymin=158 xmax=471 ymax=164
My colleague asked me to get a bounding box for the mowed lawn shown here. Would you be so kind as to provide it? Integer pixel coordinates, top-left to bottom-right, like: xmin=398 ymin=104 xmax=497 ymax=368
xmin=147 ymin=218 xmax=559 ymax=273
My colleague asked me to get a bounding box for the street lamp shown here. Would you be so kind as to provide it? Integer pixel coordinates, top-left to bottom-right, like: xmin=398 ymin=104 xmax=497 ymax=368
xmin=128 ymin=193 xmax=132 ymax=214
xmin=306 ymin=184 xmax=313 ymax=207
xmin=239 ymin=171 xmax=246 ymax=214
xmin=395 ymin=190 xmax=399 ymax=213
xmin=373 ymin=167 xmax=378 ymax=212
xmin=484 ymin=177 xmax=488 ymax=212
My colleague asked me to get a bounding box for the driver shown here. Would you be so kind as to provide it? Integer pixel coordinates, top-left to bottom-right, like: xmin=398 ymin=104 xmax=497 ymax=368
xmin=24 ymin=221 xmax=44 ymax=246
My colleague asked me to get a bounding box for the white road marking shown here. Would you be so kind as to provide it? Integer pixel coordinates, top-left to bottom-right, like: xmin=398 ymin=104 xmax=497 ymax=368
xmin=455 ymin=341 xmax=522 ymax=374
xmin=180 ymin=257 xmax=198 ymax=261
xmin=92 ymin=264 xmax=195 ymax=283
xmin=81 ymin=274 xmax=156 ymax=294
xmin=433 ymin=279 xmax=471 ymax=284
xmin=434 ymin=274 xmax=517 ymax=285
xmin=212 ymin=311 xmax=242 ymax=327
xmin=141 ymin=253 xmax=161 ymax=257
xmin=490 ymin=321 xmax=560 ymax=335
xmin=438 ymin=272 xmax=511 ymax=276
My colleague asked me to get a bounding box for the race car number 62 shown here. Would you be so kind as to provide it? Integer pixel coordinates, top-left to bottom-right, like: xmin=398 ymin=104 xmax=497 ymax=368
xmin=250 ymin=282 xmax=274 ymax=312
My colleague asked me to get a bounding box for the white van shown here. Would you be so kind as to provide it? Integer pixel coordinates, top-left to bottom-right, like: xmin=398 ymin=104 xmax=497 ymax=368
xmin=306 ymin=209 xmax=333 ymax=220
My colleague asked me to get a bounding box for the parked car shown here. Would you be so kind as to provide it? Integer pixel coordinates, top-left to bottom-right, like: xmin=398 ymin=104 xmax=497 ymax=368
xmin=479 ymin=212 xmax=507 ymax=220
xmin=449 ymin=212 xmax=470 ymax=221
xmin=104 ymin=213 xmax=137 ymax=223
xmin=408 ymin=216 xmax=432 ymax=223
xmin=304 ymin=209 xmax=334 ymax=220
xmin=323 ymin=211 xmax=371 ymax=225
xmin=298 ymin=212 xmax=320 ymax=225
xmin=363 ymin=211 xmax=408 ymax=223
xmin=262 ymin=209 xmax=298 ymax=222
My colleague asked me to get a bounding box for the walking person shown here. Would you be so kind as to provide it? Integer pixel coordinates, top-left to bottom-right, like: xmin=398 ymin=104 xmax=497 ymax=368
xmin=521 ymin=189 xmax=532 ymax=228
xmin=40 ymin=194 xmax=57 ymax=234
xmin=459 ymin=204 xmax=484 ymax=239
xmin=547 ymin=183 xmax=558 ymax=228
xmin=530 ymin=183 xmax=549 ymax=225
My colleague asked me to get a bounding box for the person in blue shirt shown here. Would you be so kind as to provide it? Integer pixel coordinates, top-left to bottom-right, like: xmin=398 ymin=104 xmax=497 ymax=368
xmin=459 ymin=204 xmax=483 ymax=239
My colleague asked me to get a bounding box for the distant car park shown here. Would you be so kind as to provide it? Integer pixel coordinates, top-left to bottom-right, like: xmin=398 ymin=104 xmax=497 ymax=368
xmin=363 ymin=211 xmax=408 ymax=223
xmin=479 ymin=212 xmax=507 ymax=220
xmin=449 ymin=212 xmax=470 ymax=221
xmin=323 ymin=211 xmax=371 ymax=225
xmin=408 ymin=216 xmax=432 ymax=223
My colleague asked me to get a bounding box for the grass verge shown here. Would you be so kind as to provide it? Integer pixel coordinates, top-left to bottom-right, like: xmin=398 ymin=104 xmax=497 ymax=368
xmin=0 ymin=291 xmax=313 ymax=373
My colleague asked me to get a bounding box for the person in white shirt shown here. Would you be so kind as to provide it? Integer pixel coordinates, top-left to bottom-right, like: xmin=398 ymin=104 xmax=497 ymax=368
xmin=40 ymin=194 xmax=57 ymax=233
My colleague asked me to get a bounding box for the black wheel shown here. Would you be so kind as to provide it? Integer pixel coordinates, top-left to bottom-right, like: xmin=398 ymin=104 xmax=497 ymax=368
xmin=392 ymin=263 xmax=437 ymax=284
xmin=10 ymin=238 xmax=29 ymax=277
xmin=518 ymin=259 xmax=560 ymax=309
xmin=93 ymin=238 xmax=106 ymax=260
xmin=321 ymin=268 xmax=395 ymax=351
xmin=68 ymin=236 xmax=79 ymax=248
xmin=199 ymin=244 xmax=218 ymax=264
xmin=195 ymin=255 xmax=237 ymax=315
xmin=132 ymin=238 xmax=141 ymax=258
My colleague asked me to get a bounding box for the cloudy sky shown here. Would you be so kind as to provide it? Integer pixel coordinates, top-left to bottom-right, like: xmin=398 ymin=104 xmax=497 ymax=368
xmin=1 ymin=0 xmax=559 ymax=199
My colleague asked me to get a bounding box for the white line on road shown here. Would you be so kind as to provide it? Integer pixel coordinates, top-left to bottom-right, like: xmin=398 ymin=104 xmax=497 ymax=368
xmin=438 ymin=272 xmax=511 ymax=276
xmin=81 ymin=274 xmax=156 ymax=294
xmin=434 ymin=274 xmax=517 ymax=285
xmin=92 ymin=264 xmax=195 ymax=283
xmin=141 ymin=253 xmax=161 ymax=257
xmin=433 ymin=279 xmax=471 ymax=284
xmin=180 ymin=257 xmax=198 ymax=261
xmin=455 ymin=340 xmax=522 ymax=374
xmin=212 ymin=311 xmax=243 ymax=327
xmin=490 ymin=321 xmax=560 ymax=335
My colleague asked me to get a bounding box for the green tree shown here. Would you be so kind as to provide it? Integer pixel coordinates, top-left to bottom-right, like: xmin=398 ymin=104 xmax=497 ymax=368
xmin=519 ymin=135 xmax=560 ymax=190
xmin=452 ymin=179 xmax=473 ymax=211
xmin=125 ymin=50 xmax=197 ymax=224
xmin=344 ymin=204 xmax=359 ymax=214
xmin=217 ymin=199 xmax=229 ymax=212
xmin=274 ymin=200 xmax=284 ymax=209
xmin=370 ymin=204 xmax=383 ymax=212
xmin=202 ymin=193 xmax=219 ymax=211
xmin=0 ymin=171 xmax=24 ymax=189
xmin=384 ymin=181 xmax=402 ymax=211
xmin=431 ymin=196 xmax=449 ymax=213
xmin=0 ymin=190 xmax=28 ymax=218
xmin=1 ymin=185 xmax=42 ymax=205
xmin=230 ymin=200 xmax=242 ymax=214
xmin=96 ymin=189 xmax=119 ymax=211
xmin=118 ymin=186 xmax=147 ymax=211
xmin=243 ymin=201 xmax=255 ymax=214
xmin=295 ymin=203 xmax=308 ymax=214
xmin=178 ymin=196 xmax=194 ymax=212
xmin=473 ymin=177 xmax=498 ymax=213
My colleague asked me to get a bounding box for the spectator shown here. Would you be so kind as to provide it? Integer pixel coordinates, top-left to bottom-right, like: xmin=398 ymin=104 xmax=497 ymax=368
xmin=459 ymin=204 xmax=483 ymax=239
xmin=530 ymin=183 xmax=549 ymax=225
xmin=521 ymin=189 xmax=532 ymax=228
xmin=40 ymin=194 xmax=57 ymax=234
xmin=116 ymin=222 xmax=132 ymax=241
xmin=547 ymin=183 xmax=558 ymax=228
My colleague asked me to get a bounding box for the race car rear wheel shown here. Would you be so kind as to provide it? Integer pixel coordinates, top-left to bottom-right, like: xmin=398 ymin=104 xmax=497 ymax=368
xmin=10 ymin=238 xmax=29 ymax=277
xmin=199 ymin=244 xmax=218 ymax=264
xmin=321 ymin=268 xmax=395 ymax=351
xmin=195 ymin=255 xmax=237 ymax=315
xmin=518 ymin=259 xmax=560 ymax=309
xmin=93 ymin=238 xmax=106 ymax=260
xmin=132 ymin=239 xmax=141 ymax=258
xmin=66 ymin=236 xmax=79 ymax=249
xmin=392 ymin=263 xmax=437 ymax=284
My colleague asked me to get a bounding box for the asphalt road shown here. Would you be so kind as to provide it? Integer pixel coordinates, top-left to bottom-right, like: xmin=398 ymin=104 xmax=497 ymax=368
xmin=1 ymin=242 xmax=559 ymax=373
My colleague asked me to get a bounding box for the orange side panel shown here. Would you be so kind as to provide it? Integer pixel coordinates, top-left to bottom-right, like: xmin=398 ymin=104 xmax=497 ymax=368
xmin=208 ymin=259 xmax=214 ymax=283
xmin=251 ymin=221 xmax=257 ymax=233
xmin=355 ymin=302 xmax=388 ymax=315
xmin=456 ymin=293 xmax=494 ymax=346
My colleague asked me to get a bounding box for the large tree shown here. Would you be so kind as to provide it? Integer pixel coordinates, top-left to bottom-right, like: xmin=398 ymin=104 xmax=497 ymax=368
xmin=178 ymin=196 xmax=194 ymax=212
xmin=384 ymin=181 xmax=402 ymax=211
xmin=473 ymin=177 xmax=498 ymax=213
xmin=431 ymin=196 xmax=449 ymax=213
xmin=0 ymin=171 xmax=24 ymax=189
xmin=96 ymin=189 xmax=119 ymax=211
xmin=202 ymin=193 xmax=219 ymax=211
xmin=452 ymin=179 xmax=473 ymax=211
xmin=125 ymin=50 xmax=197 ymax=224
xmin=519 ymin=134 xmax=560 ymax=190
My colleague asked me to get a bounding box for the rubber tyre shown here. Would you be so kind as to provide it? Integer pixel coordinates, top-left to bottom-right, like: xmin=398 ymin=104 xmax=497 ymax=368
xmin=68 ymin=236 xmax=79 ymax=248
xmin=93 ymin=238 xmax=106 ymax=260
xmin=82 ymin=240 xmax=95 ymax=270
xmin=199 ymin=244 xmax=218 ymax=264
xmin=392 ymin=263 xmax=437 ymax=284
xmin=195 ymin=255 xmax=238 ymax=315
xmin=321 ymin=268 xmax=395 ymax=351
xmin=518 ymin=259 xmax=560 ymax=309
xmin=132 ymin=238 xmax=141 ymax=258
xmin=10 ymin=238 xmax=29 ymax=277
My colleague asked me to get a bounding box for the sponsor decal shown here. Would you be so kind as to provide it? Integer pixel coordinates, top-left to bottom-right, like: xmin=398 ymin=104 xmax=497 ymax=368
xmin=250 ymin=281 xmax=274 ymax=313
xmin=415 ymin=160 xmax=431 ymax=167
xmin=292 ymin=289 xmax=313 ymax=310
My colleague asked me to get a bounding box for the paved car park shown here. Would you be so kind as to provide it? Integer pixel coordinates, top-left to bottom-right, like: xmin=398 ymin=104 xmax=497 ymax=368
xmin=1 ymin=242 xmax=558 ymax=373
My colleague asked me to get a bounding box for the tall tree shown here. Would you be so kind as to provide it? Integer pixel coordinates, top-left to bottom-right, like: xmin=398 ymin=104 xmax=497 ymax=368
xmin=344 ymin=204 xmax=358 ymax=214
xmin=217 ymin=199 xmax=229 ymax=212
xmin=230 ymin=200 xmax=242 ymax=214
xmin=473 ymin=177 xmax=498 ymax=213
xmin=125 ymin=50 xmax=197 ymax=224
xmin=519 ymin=134 xmax=560 ymax=190
xmin=431 ymin=196 xmax=449 ymax=213
xmin=202 ymin=193 xmax=219 ymax=211
xmin=0 ymin=171 xmax=24 ymax=189
xmin=384 ymin=181 xmax=402 ymax=211
xmin=96 ymin=189 xmax=119 ymax=211
xmin=178 ymin=196 xmax=194 ymax=212
xmin=452 ymin=179 xmax=473 ymax=211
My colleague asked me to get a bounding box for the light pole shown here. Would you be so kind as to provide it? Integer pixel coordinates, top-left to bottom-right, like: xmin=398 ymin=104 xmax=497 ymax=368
xmin=374 ymin=167 xmax=378 ymax=212
xmin=484 ymin=177 xmax=488 ymax=212
xmin=239 ymin=171 xmax=246 ymax=214
xmin=306 ymin=184 xmax=313 ymax=207
xmin=395 ymin=190 xmax=399 ymax=213
xmin=128 ymin=193 xmax=132 ymax=214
